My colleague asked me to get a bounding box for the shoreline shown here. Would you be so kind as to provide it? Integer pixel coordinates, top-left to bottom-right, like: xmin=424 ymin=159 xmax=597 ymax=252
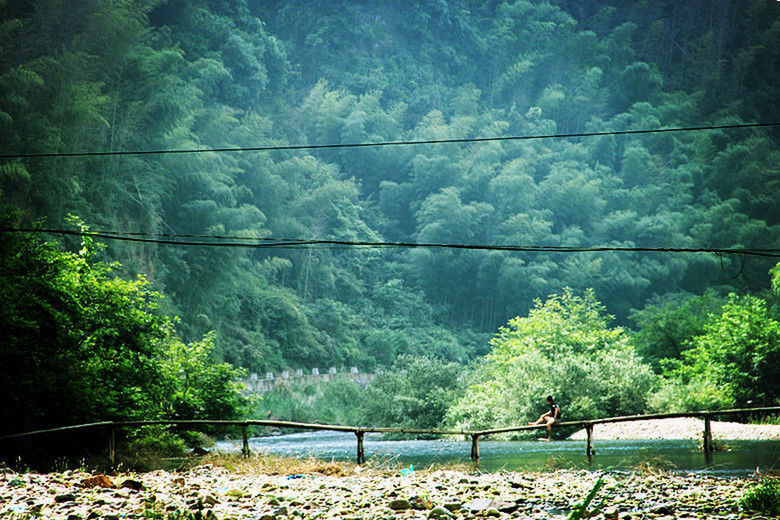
xmin=568 ymin=417 xmax=780 ymax=441
xmin=0 ymin=460 xmax=772 ymax=520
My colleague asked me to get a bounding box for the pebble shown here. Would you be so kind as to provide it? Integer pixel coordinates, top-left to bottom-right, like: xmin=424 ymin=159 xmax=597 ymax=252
xmin=0 ymin=465 xmax=756 ymax=519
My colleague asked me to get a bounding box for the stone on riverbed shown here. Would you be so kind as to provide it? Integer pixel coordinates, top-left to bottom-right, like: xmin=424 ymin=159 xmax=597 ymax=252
xmin=428 ymin=505 xmax=455 ymax=518
xmin=388 ymin=498 xmax=412 ymax=510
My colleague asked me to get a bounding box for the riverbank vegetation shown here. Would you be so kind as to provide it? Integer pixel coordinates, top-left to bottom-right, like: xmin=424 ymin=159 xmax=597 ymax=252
xmin=0 ymin=0 xmax=778 ymax=459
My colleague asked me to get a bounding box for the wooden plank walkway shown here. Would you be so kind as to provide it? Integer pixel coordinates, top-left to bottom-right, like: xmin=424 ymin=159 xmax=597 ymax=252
xmin=2 ymin=406 xmax=778 ymax=465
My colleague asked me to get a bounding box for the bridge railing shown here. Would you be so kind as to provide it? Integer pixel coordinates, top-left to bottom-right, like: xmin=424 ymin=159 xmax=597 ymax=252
xmin=1 ymin=406 xmax=778 ymax=466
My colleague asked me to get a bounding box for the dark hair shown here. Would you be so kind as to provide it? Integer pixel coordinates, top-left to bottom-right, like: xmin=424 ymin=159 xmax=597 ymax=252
xmin=546 ymin=395 xmax=553 ymax=402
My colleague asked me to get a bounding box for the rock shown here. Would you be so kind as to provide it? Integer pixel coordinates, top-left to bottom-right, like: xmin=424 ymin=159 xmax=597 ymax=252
xmin=172 ymin=477 xmax=186 ymax=486
xmin=464 ymin=498 xmax=516 ymax=513
xmin=268 ymin=497 xmax=281 ymax=506
xmin=81 ymin=474 xmax=116 ymax=489
xmin=225 ymin=488 xmax=244 ymax=498
xmin=55 ymin=493 xmax=77 ymax=503
xmin=274 ymin=505 xmax=289 ymax=516
xmin=443 ymin=502 xmax=462 ymax=512
xmin=202 ymin=493 xmax=220 ymax=506
xmin=66 ymin=514 xmax=82 ymax=520
xmin=484 ymin=508 xmax=501 ymax=517
xmin=647 ymin=503 xmax=675 ymax=515
xmin=388 ymin=498 xmax=412 ymax=510
xmin=410 ymin=495 xmax=434 ymax=509
xmin=121 ymin=479 xmax=144 ymax=491
xmin=603 ymin=506 xmax=619 ymax=519
xmin=428 ymin=505 xmax=456 ymax=519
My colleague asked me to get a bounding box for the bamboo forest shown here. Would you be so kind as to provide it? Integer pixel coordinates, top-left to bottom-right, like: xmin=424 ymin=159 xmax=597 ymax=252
xmin=0 ymin=0 xmax=778 ymax=480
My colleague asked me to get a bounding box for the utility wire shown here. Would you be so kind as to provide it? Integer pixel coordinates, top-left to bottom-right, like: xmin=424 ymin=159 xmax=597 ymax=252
xmin=0 ymin=122 xmax=776 ymax=159
xmin=2 ymin=227 xmax=778 ymax=258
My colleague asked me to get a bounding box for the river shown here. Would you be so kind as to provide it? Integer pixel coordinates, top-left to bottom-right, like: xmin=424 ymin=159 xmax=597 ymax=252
xmin=214 ymin=431 xmax=780 ymax=474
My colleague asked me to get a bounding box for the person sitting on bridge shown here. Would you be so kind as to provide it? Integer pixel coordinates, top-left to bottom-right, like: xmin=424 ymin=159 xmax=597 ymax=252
xmin=529 ymin=395 xmax=561 ymax=441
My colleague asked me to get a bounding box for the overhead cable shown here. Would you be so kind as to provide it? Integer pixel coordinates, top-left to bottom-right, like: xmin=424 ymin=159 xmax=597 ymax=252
xmin=0 ymin=122 xmax=777 ymax=159
xmin=2 ymin=227 xmax=778 ymax=258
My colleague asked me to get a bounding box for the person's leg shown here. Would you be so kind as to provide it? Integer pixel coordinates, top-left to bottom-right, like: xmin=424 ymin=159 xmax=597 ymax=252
xmin=529 ymin=414 xmax=546 ymax=425
xmin=545 ymin=417 xmax=556 ymax=441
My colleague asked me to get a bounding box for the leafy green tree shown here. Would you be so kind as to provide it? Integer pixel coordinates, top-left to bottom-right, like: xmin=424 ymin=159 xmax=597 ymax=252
xmin=0 ymin=226 xmax=246 ymax=436
xmin=629 ymin=290 xmax=728 ymax=372
xmin=360 ymin=355 xmax=463 ymax=434
xmin=448 ymin=289 xmax=656 ymax=431
xmin=654 ymin=293 xmax=780 ymax=411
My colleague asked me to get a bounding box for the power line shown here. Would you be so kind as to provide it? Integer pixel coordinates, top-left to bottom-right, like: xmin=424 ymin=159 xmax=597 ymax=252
xmin=2 ymin=227 xmax=778 ymax=257
xmin=0 ymin=122 xmax=776 ymax=159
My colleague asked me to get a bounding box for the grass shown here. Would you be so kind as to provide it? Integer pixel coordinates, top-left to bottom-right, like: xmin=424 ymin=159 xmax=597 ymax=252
xmin=203 ymin=451 xmax=483 ymax=476
xmin=740 ymin=478 xmax=780 ymax=516
xmin=567 ymin=477 xmax=605 ymax=520
xmin=203 ymin=452 xmax=361 ymax=476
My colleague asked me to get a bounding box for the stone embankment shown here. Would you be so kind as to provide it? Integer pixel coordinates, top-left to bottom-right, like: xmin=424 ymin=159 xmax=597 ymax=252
xmin=569 ymin=418 xmax=780 ymax=441
xmin=0 ymin=463 xmax=771 ymax=520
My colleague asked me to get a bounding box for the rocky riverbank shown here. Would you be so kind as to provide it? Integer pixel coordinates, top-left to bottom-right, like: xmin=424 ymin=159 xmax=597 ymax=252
xmin=568 ymin=418 xmax=780 ymax=441
xmin=0 ymin=460 xmax=773 ymax=520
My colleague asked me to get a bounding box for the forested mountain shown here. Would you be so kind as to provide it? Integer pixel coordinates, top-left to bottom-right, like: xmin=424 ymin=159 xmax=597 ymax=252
xmin=1 ymin=0 xmax=778 ymax=374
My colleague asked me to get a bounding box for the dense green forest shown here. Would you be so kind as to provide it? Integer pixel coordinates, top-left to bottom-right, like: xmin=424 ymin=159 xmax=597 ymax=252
xmin=1 ymin=0 xmax=778 ymax=438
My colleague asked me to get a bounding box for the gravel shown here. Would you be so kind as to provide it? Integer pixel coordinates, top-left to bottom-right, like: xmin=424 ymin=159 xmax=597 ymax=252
xmin=0 ymin=463 xmax=771 ymax=519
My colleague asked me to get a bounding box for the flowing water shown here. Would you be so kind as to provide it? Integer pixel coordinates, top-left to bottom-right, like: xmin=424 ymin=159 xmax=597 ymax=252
xmin=214 ymin=431 xmax=780 ymax=474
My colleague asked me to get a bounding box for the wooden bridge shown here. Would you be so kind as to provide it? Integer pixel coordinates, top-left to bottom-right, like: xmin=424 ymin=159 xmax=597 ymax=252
xmin=2 ymin=406 xmax=778 ymax=466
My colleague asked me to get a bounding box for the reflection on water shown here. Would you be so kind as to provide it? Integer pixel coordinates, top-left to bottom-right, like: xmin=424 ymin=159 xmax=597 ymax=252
xmin=214 ymin=431 xmax=780 ymax=474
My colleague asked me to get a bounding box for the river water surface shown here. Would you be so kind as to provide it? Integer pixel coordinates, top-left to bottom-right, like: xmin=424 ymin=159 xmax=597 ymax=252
xmin=215 ymin=431 xmax=780 ymax=474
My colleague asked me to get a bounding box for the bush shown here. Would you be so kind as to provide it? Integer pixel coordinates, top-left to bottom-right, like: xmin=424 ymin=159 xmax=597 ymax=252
xmin=448 ymin=289 xmax=656 ymax=431
xmin=360 ymin=355 xmax=464 ymax=435
xmin=740 ymin=479 xmax=780 ymax=516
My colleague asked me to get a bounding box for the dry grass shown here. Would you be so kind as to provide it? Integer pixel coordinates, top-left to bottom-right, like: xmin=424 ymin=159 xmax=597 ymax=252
xmin=201 ymin=452 xmax=482 ymax=477
xmin=203 ymin=452 xmax=361 ymax=476
xmin=631 ymin=455 xmax=677 ymax=476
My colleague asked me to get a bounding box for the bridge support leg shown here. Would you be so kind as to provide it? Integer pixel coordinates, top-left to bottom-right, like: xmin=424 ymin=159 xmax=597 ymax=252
xmin=242 ymin=424 xmax=250 ymax=458
xmin=356 ymin=431 xmax=365 ymax=464
xmin=108 ymin=425 xmax=117 ymax=468
xmin=703 ymin=414 xmax=713 ymax=453
xmin=470 ymin=434 xmax=480 ymax=461
xmin=585 ymin=423 xmax=595 ymax=456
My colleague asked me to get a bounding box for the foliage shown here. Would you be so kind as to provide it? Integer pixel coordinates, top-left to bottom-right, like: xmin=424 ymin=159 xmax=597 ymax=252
xmin=567 ymin=477 xmax=606 ymax=520
xmin=653 ymin=290 xmax=780 ymax=411
xmin=740 ymin=479 xmax=780 ymax=517
xmin=629 ymin=290 xmax=727 ymax=372
xmin=0 ymin=226 xmax=246 ymax=437
xmin=360 ymin=355 xmax=464 ymax=434
xmin=0 ymin=0 xmax=777 ymax=377
xmin=448 ymin=290 xmax=656 ymax=431
xmin=255 ymin=378 xmax=363 ymax=426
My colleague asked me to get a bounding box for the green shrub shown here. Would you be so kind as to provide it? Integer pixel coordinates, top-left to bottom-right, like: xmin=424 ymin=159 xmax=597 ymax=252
xmin=740 ymin=479 xmax=780 ymax=516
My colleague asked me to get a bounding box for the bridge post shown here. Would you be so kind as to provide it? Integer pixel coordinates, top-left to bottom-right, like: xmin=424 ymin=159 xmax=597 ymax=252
xmin=108 ymin=424 xmax=117 ymax=467
xmin=242 ymin=424 xmax=250 ymax=457
xmin=703 ymin=413 xmax=713 ymax=453
xmin=585 ymin=423 xmax=595 ymax=456
xmin=470 ymin=434 xmax=480 ymax=461
xmin=355 ymin=431 xmax=365 ymax=464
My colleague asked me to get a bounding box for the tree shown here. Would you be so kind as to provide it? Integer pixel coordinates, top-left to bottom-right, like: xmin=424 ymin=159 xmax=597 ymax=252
xmin=0 ymin=225 xmax=246 ymax=436
xmin=654 ymin=292 xmax=780 ymax=411
xmin=360 ymin=355 xmax=463 ymax=435
xmin=448 ymin=289 xmax=656 ymax=431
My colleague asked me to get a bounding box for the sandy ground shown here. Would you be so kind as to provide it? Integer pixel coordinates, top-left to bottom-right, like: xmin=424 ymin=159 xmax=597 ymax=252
xmin=568 ymin=417 xmax=780 ymax=441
